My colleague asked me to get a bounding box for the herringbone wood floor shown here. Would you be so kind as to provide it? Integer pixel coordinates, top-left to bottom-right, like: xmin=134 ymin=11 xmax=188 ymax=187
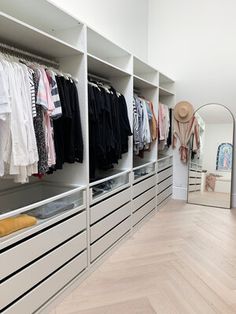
xmin=49 ymin=200 xmax=236 ymax=314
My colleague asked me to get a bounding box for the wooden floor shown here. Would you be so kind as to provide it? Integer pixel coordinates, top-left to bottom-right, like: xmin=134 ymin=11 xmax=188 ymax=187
xmin=49 ymin=200 xmax=236 ymax=314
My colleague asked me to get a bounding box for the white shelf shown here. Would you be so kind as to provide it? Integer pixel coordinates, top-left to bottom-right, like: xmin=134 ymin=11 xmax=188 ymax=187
xmin=159 ymin=86 xmax=175 ymax=96
xmin=87 ymin=27 xmax=132 ymax=73
xmin=0 ymin=12 xmax=83 ymax=59
xmin=88 ymin=53 xmax=131 ymax=78
xmin=0 ymin=0 xmax=81 ymax=33
xmin=159 ymin=72 xmax=175 ymax=93
xmin=133 ymin=75 xmax=158 ymax=89
xmin=133 ymin=56 xmax=158 ymax=85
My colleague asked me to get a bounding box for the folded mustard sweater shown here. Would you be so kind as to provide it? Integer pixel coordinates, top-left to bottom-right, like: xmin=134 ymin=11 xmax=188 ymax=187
xmin=0 ymin=214 xmax=37 ymax=237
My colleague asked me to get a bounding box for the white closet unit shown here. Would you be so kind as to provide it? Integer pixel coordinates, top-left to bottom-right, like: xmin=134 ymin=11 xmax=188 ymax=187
xmin=0 ymin=1 xmax=175 ymax=313
xmin=157 ymin=156 xmax=173 ymax=207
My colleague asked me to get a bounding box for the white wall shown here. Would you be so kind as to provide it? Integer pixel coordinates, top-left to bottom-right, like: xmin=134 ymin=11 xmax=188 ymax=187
xmin=49 ymin=0 xmax=149 ymax=60
xmin=148 ymin=0 xmax=236 ymax=203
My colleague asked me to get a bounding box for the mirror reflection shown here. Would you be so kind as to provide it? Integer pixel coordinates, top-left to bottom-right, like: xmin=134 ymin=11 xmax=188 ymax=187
xmin=188 ymin=104 xmax=234 ymax=208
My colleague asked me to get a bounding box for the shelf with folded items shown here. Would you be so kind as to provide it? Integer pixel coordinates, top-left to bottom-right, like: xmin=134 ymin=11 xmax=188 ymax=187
xmin=89 ymin=170 xmax=131 ymax=204
xmin=87 ymin=27 xmax=132 ymax=74
xmin=133 ymin=161 xmax=156 ymax=183
xmin=0 ymin=0 xmax=86 ymax=52
xmin=133 ymin=56 xmax=158 ymax=86
xmin=0 ymin=182 xmax=86 ymax=248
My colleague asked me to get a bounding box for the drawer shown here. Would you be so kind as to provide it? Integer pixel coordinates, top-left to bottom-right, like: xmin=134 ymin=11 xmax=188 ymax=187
xmin=158 ymin=176 xmax=172 ymax=194
xmin=90 ymin=188 xmax=131 ymax=224
xmin=157 ymin=166 xmax=173 ymax=183
xmin=189 ymin=170 xmax=202 ymax=178
xmin=133 ymin=198 xmax=156 ymax=226
xmin=1 ymin=232 xmax=86 ymax=310
xmin=189 ymin=185 xmax=200 ymax=192
xmin=90 ymin=202 xmax=131 ymax=243
xmin=91 ymin=217 xmax=131 ymax=262
xmin=189 ymin=178 xmax=202 ymax=184
xmin=157 ymin=186 xmax=172 ymax=205
xmin=1 ymin=211 xmax=86 ymax=280
xmin=133 ymin=186 xmax=156 ymax=212
xmin=2 ymin=251 xmax=87 ymax=314
xmin=133 ymin=175 xmax=156 ymax=198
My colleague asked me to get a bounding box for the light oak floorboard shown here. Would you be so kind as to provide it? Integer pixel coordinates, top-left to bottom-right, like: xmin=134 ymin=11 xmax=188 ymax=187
xmin=49 ymin=200 xmax=236 ymax=314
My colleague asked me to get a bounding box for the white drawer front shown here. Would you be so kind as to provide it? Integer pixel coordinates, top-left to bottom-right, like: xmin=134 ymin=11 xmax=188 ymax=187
xmin=157 ymin=186 xmax=172 ymax=205
xmin=1 ymin=211 xmax=86 ymax=280
xmin=189 ymin=185 xmax=200 ymax=192
xmin=157 ymin=166 xmax=173 ymax=183
xmin=133 ymin=198 xmax=156 ymax=226
xmin=133 ymin=175 xmax=156 ymax=198
xmin=91 ymin=217 xmax=131 ymax=262
xmin=189 ymin=170 xmax=202 ymax=178
xmin=1 ymin=232 xmax=86 ymax=310
xmin=133 ymin=186 xmax=156 ymax=212
xmin=158 ymin=176 xmax=172 ymax=195
xmin=90 ymin=188 xmax=131 ymax=224
xmin=90 ymin=202 xmax=131 ymax=243
xmin=2 ymin=251 xmax=87 ymax=314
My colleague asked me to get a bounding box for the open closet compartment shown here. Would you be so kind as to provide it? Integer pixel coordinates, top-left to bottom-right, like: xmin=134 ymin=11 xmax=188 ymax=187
xmin=87 ymin=29 xmax=133 ymax=203
xmin=0 ymin=9 xmax=88 ymax=314
xmin=87 ymin=27 xmax=132 ymax=74
xmin=133 ymin=57 xmax=158 ymax=182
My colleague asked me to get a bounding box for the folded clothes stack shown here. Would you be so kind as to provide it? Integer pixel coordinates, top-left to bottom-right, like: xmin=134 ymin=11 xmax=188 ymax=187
xmin=0 ymin=214 xmax=37 ymax=237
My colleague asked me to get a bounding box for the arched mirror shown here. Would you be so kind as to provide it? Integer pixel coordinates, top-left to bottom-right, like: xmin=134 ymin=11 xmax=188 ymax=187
xmin=187 ymin=104 xmax=234 ymax=209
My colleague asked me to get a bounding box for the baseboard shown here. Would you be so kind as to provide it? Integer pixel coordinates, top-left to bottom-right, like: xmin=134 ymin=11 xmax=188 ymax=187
xmin=172 ymin=186 xmax=187 ymax=200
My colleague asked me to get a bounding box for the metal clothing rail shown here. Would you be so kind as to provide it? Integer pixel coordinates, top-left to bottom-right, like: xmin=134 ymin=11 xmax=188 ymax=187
xmin=88 ymin=72 xmax=111 ymax=84
xmin=0 ymin=42 xmax=59 ymax=67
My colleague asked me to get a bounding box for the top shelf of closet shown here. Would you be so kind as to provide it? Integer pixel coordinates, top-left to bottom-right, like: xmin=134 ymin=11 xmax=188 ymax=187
xmin=159 ymin=72 xmax=175 ymax=95
xmin=133 ymin=56 xmax=158 ymax=87
xmin=0 ymin=12 xmax=84 ymax=58
xmin=0 ymin=0 xmax=85 ymax=52
xmin=87 ymin=27 xmax=132 ymax=74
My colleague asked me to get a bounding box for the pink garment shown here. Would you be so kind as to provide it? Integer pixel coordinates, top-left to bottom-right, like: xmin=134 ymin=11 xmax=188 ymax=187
xmin=173 ymin=116 xmax=200 ymax=163
xmin=158 ymin=102 xmax=165 ymax=141
xmin=205 ymin=174 xmax=216 ymax=191
xmin=37 ymin=69 xmax=56 ymax=167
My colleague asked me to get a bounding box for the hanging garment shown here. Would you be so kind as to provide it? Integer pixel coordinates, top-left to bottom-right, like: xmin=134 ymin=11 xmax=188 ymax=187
xmin=173 ymin=116 xmax=200 ymax=163
xmin=88 ymin=81 xmax=131 ymax=181
xmin=0 ymin=62 xmax=11 ymax=177
xmin=0 ymin=55 xmax=83 ymax=183
xmin=52 ymin=76 xmax=83 ymax=172
xmin=167 ymin=108 xmax=172 ymax=147
xmin=37 ymin=68 xmax=56 ymax=167
xmin=158 ymin=102 xmax=170 ymax=151
xmin=33 ymin=68 xmax=49 ymax=176
xmin=133 ymin=95 xmax=153 ymax=156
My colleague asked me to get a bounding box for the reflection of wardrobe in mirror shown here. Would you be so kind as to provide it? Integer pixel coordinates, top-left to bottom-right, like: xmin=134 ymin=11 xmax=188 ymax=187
xmin=188 ymin=104 xmax=234 ymax=209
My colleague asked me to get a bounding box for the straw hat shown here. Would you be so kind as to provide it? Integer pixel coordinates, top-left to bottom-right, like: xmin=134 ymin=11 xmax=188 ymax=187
xmin=174 ymin=101 xmax=194 ymax=123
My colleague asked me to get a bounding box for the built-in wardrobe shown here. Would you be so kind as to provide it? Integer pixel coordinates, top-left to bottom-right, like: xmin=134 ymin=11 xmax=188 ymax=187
xmin=0 ymin=1 xmax=175 ymax=313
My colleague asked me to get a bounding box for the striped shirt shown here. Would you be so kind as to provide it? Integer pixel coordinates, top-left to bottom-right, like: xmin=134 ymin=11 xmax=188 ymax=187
xmin=27 ymin=68 xmax=37 ymax=118
xmin=46 ymin=70 xmax=62 ymax=119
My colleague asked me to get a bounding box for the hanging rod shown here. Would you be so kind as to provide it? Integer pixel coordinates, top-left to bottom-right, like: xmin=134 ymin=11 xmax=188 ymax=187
xmin=88 ymin=73 xmax=111 ymax=84
xmin=0 ymin=42 xmax=59 ymax=68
